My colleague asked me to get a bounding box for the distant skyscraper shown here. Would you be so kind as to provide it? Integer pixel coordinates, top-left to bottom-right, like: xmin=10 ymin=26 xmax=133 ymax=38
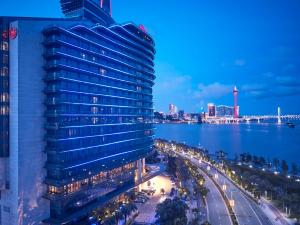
xmin=169 ymin=103 xmax=178 ymax=115
xmin=169 ymin=104 xmax=174 ymax=115
xmin=207 ymin=103 xmax=216 ymax=117
xmin=233 ymin=86 xmax=239 ymax=118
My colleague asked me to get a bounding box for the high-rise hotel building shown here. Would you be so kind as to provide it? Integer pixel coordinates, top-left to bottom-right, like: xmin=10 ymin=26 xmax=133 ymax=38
xmin=0 ymin=0 xmax=155 ymax=224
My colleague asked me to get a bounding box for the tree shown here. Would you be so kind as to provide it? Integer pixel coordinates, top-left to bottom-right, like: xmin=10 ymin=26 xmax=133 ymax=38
xmin=167 ymin=156 xmax=177 ymax=176
xmin=291 ymin=163 xmax=298 ymax=176
xmin=201 ymin=221 xmax=211 ymax=225
xmin=156 ymin=197 xmax=189 ymax=225
xmin=189 ymin=218 xmax=200 ymax=225
xmin=192 ymin=208 xmax=200 ymax=220
xmin=281 ymin=160 xmax=289 ymax=175
xmin=120 ymin=202 xmax=137 ymax=224
xmin=103 ymin=216 xmax=116 ymax=225
xmin=216 ymin=150 xmax=227 ymax=164
xmin=273 ymin=158 xmax=280 ymax=170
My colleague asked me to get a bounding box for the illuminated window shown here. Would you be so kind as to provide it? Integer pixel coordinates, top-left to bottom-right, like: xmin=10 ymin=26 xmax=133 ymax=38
xmin=68 ymin=128 xmax=76 ymax=137
xmin=0 ymin=93 xmax=8 ymax=102
xmin=91 ymin=107 xmax=98 ymax=114
xmin=100 ymin=68 xmax=106 ymax=75
xmin=92 ymin=96 xmax=98 ymax=103
xmin=0 ymin=106 xmax=9 ymax=115
xmin=81 ymin=53 xmax=86 ymax=59
xmin=92 ymin=117 xmax=98 ymax=124
xmin=0 ymin=67 xmax=8 ymax=77
xmin=1 ymin=42 xmax=8 ymax=51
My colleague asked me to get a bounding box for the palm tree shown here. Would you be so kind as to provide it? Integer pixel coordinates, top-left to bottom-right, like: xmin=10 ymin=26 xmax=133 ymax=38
xmin=189 ymin=218 xmax=200 ymax=225
xmin=156 ymin=197 xmax=189 ymax=225
xmin=121 ymin=205 xmax=131 ymax=224
xmin=192 ymin=208 xmax=200 ymax=220
xmin=273 ymin=158 xmax=280 ymax=170
xmin=281 ymin=160 xmax=289 ymax=175
xmin=114 ymin=210 xmax=124 ymax=224
xmin=291 ymin=163 xmax=298 ymax=176
xmin=201 ymin=221 xmax=211 ymax=225
xmin=103 ymin=216 xmax=116 ymax=225
xmin=216 ymin=150 xmax=227 ymax=161
xmin=120 ymin=202 xmax=137 ymax=224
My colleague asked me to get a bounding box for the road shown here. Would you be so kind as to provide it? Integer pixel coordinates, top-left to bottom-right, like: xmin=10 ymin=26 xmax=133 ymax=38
xmin=199 ymin=165 xmax=232 ymax=225
xmin=207 ymin=165 xmax=273 ymax=225
xmin=176 ymin=151 xmax=274 ymax=225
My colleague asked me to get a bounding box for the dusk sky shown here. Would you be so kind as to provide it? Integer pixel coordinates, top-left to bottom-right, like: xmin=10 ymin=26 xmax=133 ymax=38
xmin=1 ymin=0 xmax=300 ymax=115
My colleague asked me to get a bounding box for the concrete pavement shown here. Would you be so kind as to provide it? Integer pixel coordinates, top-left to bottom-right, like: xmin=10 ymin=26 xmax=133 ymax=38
xmin=195 ymin=159 xmax=274 ymax=225
xmin=200 ymin=168 xmax=232 ymax=225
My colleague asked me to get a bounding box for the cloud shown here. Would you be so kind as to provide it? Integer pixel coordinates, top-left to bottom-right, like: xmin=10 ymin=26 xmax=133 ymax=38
xmin=159 ymin=75 xmax=191 ymax=89
xmin=194 ymin=82 xmax=233 ymax=99
xmin=241 ymin=72 xmax=300 ymax=99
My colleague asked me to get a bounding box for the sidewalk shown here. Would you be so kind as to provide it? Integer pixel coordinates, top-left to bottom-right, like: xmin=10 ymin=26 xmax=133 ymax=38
xmin=260 ymin=197 xmax=295 ymax=225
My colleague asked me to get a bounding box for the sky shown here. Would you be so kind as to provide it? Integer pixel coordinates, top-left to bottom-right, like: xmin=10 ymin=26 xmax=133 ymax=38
xmin=1 ymin=0 xmax=300 ymax=115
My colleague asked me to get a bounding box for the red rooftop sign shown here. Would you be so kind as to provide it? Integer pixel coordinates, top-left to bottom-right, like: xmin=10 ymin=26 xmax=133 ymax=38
xmin=2 ymin=28 xmax=17 ymax=40
xmin=9 ymin=28 xmax=17 ymax=39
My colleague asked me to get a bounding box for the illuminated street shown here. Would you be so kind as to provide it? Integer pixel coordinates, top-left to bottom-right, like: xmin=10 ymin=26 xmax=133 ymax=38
xmin=159 ymin=141 xmax=293 ymax=225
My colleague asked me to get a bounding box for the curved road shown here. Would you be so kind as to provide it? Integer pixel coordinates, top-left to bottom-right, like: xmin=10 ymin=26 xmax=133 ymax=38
xmin=199 ymin=166 xmax=232 ymax=225
xmin=209 ymin=166 xmax=273 ymax=225
xmin=176 ymin=150 xmax=275 ymax=225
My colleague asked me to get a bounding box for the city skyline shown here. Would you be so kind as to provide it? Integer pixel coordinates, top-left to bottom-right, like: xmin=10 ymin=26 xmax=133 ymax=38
xmin=1 ymin=0 xmax=300 ymax=114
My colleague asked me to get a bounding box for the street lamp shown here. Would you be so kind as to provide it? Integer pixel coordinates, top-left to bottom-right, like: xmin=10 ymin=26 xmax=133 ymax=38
xmin=222 ymin=184 xmax=227 ymax=191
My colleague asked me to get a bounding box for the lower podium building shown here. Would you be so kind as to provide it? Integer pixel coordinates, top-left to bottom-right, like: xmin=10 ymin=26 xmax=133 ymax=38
xmin=0 ymin=0 xmax=155 ymax=224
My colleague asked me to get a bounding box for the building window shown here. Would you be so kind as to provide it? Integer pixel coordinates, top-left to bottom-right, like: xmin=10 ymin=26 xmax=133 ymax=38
xmin=100 ymin=68 xmax=106 ymax=75
xmin=1 ymin=42 xmax=8 ymax=51
xmin=92 ymin=96 xmax=98 ymax=104
xmin=0 ymin=106 xmax=9 ymax=115
xmin=0 ymin=67 xmax=8 ymax=77
xmin=91 ymin=107 xmax=98 ymax=114
xmin=81 ymin=53 xmax=86 ymax=59
xmin=2 ymin=55 xmax=8 ymax=64
xmin=0 ymin=93 xmax=8 ymax=103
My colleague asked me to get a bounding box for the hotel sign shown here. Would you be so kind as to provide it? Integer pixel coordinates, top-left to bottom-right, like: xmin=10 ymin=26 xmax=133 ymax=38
xmin=1 ymin=27 xmax=17 ymax=40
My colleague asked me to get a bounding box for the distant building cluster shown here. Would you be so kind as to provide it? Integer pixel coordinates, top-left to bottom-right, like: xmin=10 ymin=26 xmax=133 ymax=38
xmin=154 ymin=103 xmax=203 ymax=124
xmin=207 ymin=104 xmax=239 ymax=117
xmin=154 ymin=87 xmax=240 ymax=124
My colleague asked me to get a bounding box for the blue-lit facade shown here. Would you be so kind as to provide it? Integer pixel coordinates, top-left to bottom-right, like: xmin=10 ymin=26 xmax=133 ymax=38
xmin=0 ymin=0 xmax=155 ymax=224
xmin=44 ymin=22 xmax=155 ymax=220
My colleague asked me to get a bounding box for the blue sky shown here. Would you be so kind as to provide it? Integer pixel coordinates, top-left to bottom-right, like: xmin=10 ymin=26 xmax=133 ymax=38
xmin=1 ymin=0 xmax=300 ymax=114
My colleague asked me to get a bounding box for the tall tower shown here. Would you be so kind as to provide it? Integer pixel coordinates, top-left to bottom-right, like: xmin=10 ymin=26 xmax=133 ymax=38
xmin=278 ymin=107 xmax=282 ymax=124
xmin=233 ymin=86 xmax=239 ymax=118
